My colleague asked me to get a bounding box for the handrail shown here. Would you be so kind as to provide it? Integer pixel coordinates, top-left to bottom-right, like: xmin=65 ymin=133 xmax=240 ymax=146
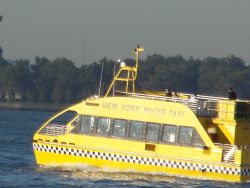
xmin=113 ymin=91 xmax=250 ymax=120
xmin=214 ymin=143 xmax=239 ymax=163
xmin=113 ymin=91 xmax=229 ymax=117
xmin=197 ymin=94 xmax=228 ymax=101
xmin=115 ymin=91 xmax=198 ymax=113
xmin=39 ymin=123 xmax=69 ymax=136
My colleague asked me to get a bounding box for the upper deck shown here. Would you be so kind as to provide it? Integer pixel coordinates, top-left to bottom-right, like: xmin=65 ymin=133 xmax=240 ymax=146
xmin=113 ymin=91 xmax=250 ymax=122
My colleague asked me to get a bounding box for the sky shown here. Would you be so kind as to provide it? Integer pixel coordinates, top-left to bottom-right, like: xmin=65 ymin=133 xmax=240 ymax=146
xmin=1 ymin=0 xmax=250 ymax=66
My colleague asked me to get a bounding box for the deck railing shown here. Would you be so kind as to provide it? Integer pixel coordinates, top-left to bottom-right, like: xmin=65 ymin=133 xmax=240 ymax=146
xmin=215 ymin=143 xmax=238 ymax=163
xmin=129 ymin=92 xmax=198 ymax=113
xmin=39 ymin=123 xmax=69 ymax=136
xmin=116 ymin=91 xmax=227 ymax=117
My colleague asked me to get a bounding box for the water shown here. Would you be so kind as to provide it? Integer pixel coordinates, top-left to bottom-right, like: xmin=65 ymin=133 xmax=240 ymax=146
xmin=0 ymin=109 xmax=249 ymax=187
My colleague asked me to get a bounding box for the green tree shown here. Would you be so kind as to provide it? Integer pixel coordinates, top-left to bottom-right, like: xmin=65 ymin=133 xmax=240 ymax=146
xmin=30 ymin=57 xmax=54 ymax=102
xmin=51 ymin=58 xmax=80 ymax=103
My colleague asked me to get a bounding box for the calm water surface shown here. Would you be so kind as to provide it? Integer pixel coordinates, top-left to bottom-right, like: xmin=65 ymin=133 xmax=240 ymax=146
xmin=0 ymin=110 xmax=249 ymax=187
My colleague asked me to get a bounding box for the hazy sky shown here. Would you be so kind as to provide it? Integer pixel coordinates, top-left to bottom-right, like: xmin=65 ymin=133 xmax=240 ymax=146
xmin=1 ymin=0 xmax=250 ymax=66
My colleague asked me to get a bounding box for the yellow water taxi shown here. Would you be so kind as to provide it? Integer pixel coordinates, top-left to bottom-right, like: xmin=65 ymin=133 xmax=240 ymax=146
xmin=33 ymin=46 xmax=250 ymax=182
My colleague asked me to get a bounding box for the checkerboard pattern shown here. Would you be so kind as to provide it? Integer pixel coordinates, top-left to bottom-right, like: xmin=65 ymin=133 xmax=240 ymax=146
xmin=33 ymin=143 xmax=250 ymax=176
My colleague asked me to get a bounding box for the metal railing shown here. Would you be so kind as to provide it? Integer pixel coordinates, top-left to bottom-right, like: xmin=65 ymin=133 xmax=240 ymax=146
xmin=196 ymin=100 xmax=218 ymax=117
xmin=215 ymin=143 xmax=238 ymax=163
xmin=196 ymin=94 xmax=227 ymax=117
xmin=39 ymin=123 xmax=69 ymax=136
xmin=116 ymin=91 xmax=228 ymax=117
xmin=125 ymin=92 xmax=198 ymax=113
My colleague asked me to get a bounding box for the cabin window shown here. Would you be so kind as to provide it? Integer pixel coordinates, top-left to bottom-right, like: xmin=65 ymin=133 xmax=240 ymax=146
xmin=39 ymin=110 xmax=78 ymax=135
xmin=71 ymin=115 xmax=96 ymax=134
xmin=235 ymin=102 xmax=248 ymax=119
xmin=49 ymin=110 xmax=77 ymax=126
xmin=162 ymin=125 xmax=177 ymax=143
xmin=113 ymin=119 xmax=127 ymax=137
xmin=78 ymin=116 xmax=96 ymax=133
xmin=146 ymin=123 xmax=160 ymax=142
xmin=129 ymin=121 xmax=144 ymax=140
xmin=70 ymin=115 xmax=96 ymax=134
xmin=192 ymin=130 xmax=204 ymax=146
xmin=97 ymin=117 xmax=112 ymax=136
xmin=178 ymin=126 xmax=193 ymax=145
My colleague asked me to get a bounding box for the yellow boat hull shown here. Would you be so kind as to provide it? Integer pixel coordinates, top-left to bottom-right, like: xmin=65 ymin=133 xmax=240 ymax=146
xmin=33 ymin=142 xmax=250 ymax=182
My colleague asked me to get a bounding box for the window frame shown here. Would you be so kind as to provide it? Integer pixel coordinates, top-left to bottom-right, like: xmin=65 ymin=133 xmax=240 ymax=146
xmin=128 ymin=120 xmax=146 ymax=141
xmin=96 ymin=117 xmax=113 ymax=136
xmin=191 ymin=129 xmax=205 ymax=147
xmin=178 ymin=126 xmax=194 ymax=146
xmin=112 ymin=118 xmax=128 ymax=138
xmin=71 ymin=115 xmax=97 ymax=134
xmin=145 ymin=122 xmax=161 ymax=143
xmin=161 ymin=124 xmax=177 ymax=144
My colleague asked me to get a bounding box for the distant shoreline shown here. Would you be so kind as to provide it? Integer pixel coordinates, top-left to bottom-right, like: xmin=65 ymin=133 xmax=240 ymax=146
xmin=0 ymin=102 xmax=68 ymax=112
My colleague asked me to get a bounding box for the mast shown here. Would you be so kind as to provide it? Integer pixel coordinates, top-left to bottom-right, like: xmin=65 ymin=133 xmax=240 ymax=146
xmin=98 ymin=61 xmax=104 ymax=96
xmin=104 ymin=45 xmax=144 ymax=97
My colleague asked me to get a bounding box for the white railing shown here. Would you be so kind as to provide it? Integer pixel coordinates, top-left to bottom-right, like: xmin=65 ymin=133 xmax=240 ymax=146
xmin=39 ymin=123 xmax=68 ymax=136
xmin=132 ymin=93 xmax=198 ymax=113
xmin=196 ymin=94 xmax=227 ymax=117
xmin=197 ymin=94 xmax=228 ymax=101
xmin=215 ymin=143 xmax=237 ymax=163
xmin=196 ymin=100 xmax=218 ymax=116
xmin=117 ymin=91 xmax=228 ymax=116
xmin=113 ymin=91 xmax=231 ymax=117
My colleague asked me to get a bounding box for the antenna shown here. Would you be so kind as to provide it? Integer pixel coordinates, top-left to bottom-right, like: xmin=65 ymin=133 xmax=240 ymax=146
xmin=113 ymin=60 xmax=117 ymax=96
xmin=82 ymin=32 xmax=86 ymax=64
xmin=98 ymin=61 xmax=104 ymax=96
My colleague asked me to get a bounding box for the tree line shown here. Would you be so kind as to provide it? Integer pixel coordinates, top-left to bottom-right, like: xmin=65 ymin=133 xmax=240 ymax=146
xmin=0 ymin=47 xmax=250 ymax=104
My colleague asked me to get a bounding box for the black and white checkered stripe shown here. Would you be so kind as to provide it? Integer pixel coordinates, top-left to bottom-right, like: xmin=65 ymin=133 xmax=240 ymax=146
xmin=33 ymin=143 xmax=250 ymax=176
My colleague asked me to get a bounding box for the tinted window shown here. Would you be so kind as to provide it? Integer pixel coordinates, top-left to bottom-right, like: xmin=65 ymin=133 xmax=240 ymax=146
xmin=97 ymin=117 xmax=111 ymax=136
xmin=49 ymin=110 xmax=77 ymax=126
xmin=178 ymin=127 xmax=193 ymax=145
xmin=162 ymin=125 xmax=176 ymax=143
xmin=81 ymin=116 xmax=96 ymax=133
xmin=192 ymin=130 xmax=204 ymax=146
xmin=129 ymin=121 xmax=144 ymax=140
xmin=113 ymin=119 xmax=127 ymax=137
xmin=146 ymin=123 xmax=160 ymax=142
xmin=71 ymin=116 xmax=96 ymax=134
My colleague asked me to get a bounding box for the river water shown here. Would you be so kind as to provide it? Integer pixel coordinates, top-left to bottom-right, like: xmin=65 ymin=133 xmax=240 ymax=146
xmin=0 ymin=109 xmax=249 ymax=187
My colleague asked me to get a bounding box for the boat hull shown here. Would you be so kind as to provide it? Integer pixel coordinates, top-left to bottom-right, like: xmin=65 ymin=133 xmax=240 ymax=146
xmin=33 ymin=142 xmax=250 ymax=182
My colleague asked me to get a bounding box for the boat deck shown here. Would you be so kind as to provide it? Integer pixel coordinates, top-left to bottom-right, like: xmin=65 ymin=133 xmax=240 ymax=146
xmin=114 ymin=91 xmax=228 ymax=117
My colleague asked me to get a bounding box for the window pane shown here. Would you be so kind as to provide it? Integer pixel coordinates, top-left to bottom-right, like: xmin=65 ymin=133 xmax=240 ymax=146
xmin=50 ymin=110 xmax=77 ymax=126
xmin=71 ymin=116 xmax=96 ymax=134
xmin=162 ymin=125 xmax=176 ymax=143
xmin=81 ymin=116 xmax=96 ymax=133
xmin=193 ymin=130 xmax=204 ymax=146
xmin=129 ymin=121 xmax=144 ymax=139
xmin=146 ymin=123 xmax=160 ymax=142
xmin=97 ymin=117 xmax=111 ymax=136
xmin=178 ymin=127 xmax=193 ymax=145
xmin=113 ymin=119 xmax=127 ymax=137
